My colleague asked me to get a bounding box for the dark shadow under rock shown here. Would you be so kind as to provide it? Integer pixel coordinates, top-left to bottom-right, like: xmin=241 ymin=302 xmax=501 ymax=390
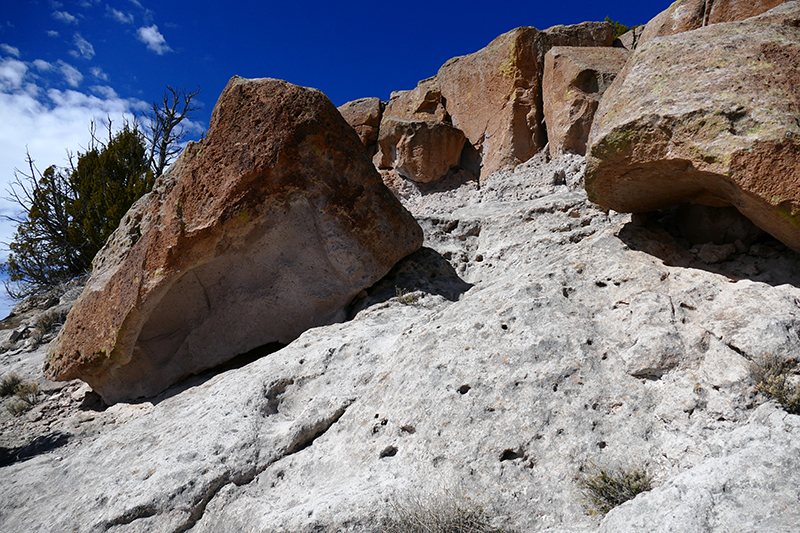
xmin=0 ymin=431 xmax=71 ymax=467
xmin=617 ymin=214 xmax=800 ymax=288
xmin=349 ymin=247 xmax=473 ymax=317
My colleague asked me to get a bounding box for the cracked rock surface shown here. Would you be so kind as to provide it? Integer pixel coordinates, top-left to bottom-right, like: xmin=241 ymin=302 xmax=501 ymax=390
xmin=1 ymin=154 xmax=799 ymax=532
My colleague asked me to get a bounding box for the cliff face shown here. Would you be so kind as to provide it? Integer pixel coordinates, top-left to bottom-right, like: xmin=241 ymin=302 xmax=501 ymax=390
xmin=1 ymin=2 xmax=799 ymax=532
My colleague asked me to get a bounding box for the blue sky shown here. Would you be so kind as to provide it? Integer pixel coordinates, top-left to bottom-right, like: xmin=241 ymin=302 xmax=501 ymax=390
xmin=0 ymin=0 xmax=668 ymax=315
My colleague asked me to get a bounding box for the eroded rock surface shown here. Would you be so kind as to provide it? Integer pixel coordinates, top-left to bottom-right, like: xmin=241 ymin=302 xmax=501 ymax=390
xmin=586 ymin=2 xmax=800 ymax=251
xmin=2 ymin=153 xmax=799 ymax=533
xmin=638 ymin=0 xmax=789 ymax=46
xmin=437 ymin=22 xmax=614 ymax=178
xmin=338 ymin=97 xmax=383 ymax=155
xmin=45 ymin=76 xmax=423 ymax=404
xmin=542 ymin=46 xmax=630 ymax=157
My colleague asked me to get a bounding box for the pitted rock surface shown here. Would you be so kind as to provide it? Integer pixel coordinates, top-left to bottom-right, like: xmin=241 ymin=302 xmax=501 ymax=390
xmin=2 ymin=154 xmax=799 ymax=533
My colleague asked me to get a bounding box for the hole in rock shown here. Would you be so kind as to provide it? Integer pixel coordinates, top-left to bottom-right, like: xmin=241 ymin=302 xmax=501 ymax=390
xmin=457 ymin=384 xmax=471 ymax=394
xmin=597 ymin=441 xmax=607 ymax=449
xmin=501 ymin=324 xmax=508 ymax=330
xmin=400 ymin=425 xmax=416 ymax=434
xmin=500 ymin=449 xmax=524 ymax=462
xmin=380 ymin=445 xmax=398 ymax=458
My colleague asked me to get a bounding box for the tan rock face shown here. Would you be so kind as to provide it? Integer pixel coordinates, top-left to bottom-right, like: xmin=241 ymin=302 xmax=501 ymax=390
xmin=45 ymin=76 xmax=423 ymax=404
xmin=585 ymin=3 xmax=800 ymax=251
xmin=437 ymin=22 xmax=614 ymax=179
xmin=542 ymin=46 xmax=630 ymax=158
xmin=372 ymin=80 xmax=463 ymax=183
xmin=708 ymin=0 xmax=788 ymax=23
xmin=337 ymin=97 xmax=383 ymax=155
xmin=376 ymin=118 xmax=465 ymax=183
xmin=639 ymin=0 xmax=789 ymax=46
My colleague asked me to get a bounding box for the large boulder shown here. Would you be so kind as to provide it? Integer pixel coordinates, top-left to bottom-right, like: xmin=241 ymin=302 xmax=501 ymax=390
xmin=376 ymin=118 xmax=466 ymax=183
xmin=337 ymin=97 xmax=383 ymax=156
xmin=45 ymin=76 xmax=423 ymax=404
xmin=373 ymin=80 xmax=465 ymax=183
xmin=542 ymin=46 xmax=630 ymax=158
xmin=585 ymin=3 xmax=800 ymax=252
xmin=639 ymin=0 xmax=789 ymax=45
xmin=436 ymin=22 xmax=614 ymax=179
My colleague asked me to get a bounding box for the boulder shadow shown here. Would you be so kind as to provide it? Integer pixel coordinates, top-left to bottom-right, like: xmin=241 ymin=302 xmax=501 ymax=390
xmin=141 ymin=342 xmax=286 ymax=407
xmin=348 ymin=246 xmax=473 ymax=317
xmin=617 ymin=217 xmax=800 ymax=289
xmin=0 ymin=431 xmax=71 ymax=467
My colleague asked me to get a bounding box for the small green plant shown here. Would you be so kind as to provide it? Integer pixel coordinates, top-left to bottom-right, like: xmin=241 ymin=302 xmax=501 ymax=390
xmin=604 ymin=16 xmax=637 ymax=38
xmin=4 ymin=380 xmax=41 ymax=416
xmin=395 ymin=286 xmax=422 ymax=306
xmin=0 ymin=373 xmax=24 ymax=396
xmin=383 ymin=488 xmax=505 ymax=533
xmin=750 ymin=354 xmax=800 ymax=415
xmin=577 ymin=462 xmax=652 ymax=515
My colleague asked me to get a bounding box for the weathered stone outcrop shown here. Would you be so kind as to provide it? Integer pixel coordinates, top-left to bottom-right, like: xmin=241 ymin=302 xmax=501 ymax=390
xmin=639 ymin=0 xmax=789 ymax=45
xmin=373 ymin=81 xmax=465 ymax=183
xmin=542 ymin=46 xmax=630 ymax=158
xmin=437 ymin=22 xmax=614 ymax=179
xmin=586 ymin=3 xmax=800 ymax=251
xmin=376 ymin=118 xmax=466 ymax=183
xmin=614 ymin=26 xmax=644 ymax=50
xmin=4 ymin=153 xmax=800 ymax=533
xmin=337 ymin=97 xmax=383 ymax=155
xmin=44 ymin=76 xmax=423 ymax=404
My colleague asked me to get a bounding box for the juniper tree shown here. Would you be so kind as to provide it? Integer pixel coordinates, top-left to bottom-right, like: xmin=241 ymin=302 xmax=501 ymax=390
xmin=4 ymin=122 xmax=154 ymax=297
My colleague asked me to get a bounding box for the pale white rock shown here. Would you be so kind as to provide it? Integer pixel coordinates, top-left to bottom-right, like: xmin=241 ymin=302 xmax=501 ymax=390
xmin=0 ymin=155 xmax=798 ymax=533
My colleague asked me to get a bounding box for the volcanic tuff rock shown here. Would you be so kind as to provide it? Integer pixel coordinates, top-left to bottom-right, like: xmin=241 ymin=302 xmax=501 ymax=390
xmin=44 ymin=76 xmax=423 ymax=404
xmin=436 ymin=21 xmax=614 ymax=179
xmin=337 ymin=97 xmax=383 ymax=156
xmin=585 ymin=2 xmax=800 ymax=252
xmin=639 ymin=0 xmax=790 ymax=45
xmin=375 ymin=118 xmax=466 ymax=183
xmin=2 ymin=154 xmax=799 ymax=533
xmin=542 ymin=46 xmax=630 ymax=158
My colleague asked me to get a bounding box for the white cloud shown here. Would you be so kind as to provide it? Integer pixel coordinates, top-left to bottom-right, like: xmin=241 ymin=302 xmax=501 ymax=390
xmin=0 ymin=58 xmax=28 ymax=91
xmin=106 ymin=6 xmax=134 ymax=24
xmin=52 ymin=11 xmax=78 ymax=24
xmin=71 ymin=33 xmax=95 ymax=60
xmin=47 ymin=30 xmax=60 ymax=38
xmin=128 ymin=0 xmax=144 ymax=9
xmin=90 ymin=85 xmax=118 ymax=99
xmin=57 ymin=61 xmax=83 ymax=87
xmin=137 ymin=25 xmax=171 ymax=55
xmin=1 ymin=44 xmax=20 ymax=58
xmin=0 ymin=67 xmax=148 ymax=259
xmin=33 ymin=59 xmax=54 ymax=72
xmin=90 ymin=66 xmax=108 ymax=81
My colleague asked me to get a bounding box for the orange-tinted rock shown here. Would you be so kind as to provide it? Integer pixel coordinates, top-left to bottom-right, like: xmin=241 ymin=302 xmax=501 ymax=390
xmin=372 ymin=79 xmax=462 ymax=182
xmin=382 ymin=79 xmax=448 ymax=124
xmin=376 ymin=118 xmax=465 ymax=183
xmin=436 ymin=22 xmax=614 ymax=179
xmin=542 ymin=46 xmax=630 ymax=158
xmin=338 ymin=97 xmax=383 ymax=155
xmin=585 ymin=4 xmax=800 ymax=251
xmin=45 ymin=77 xmax=423 ymax=404
xmin=639 ymin=0 xmax=789 ymax=46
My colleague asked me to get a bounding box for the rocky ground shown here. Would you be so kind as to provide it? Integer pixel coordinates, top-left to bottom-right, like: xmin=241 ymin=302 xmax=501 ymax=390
xmin=0 ymin=154 xmax=798 ymax=532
